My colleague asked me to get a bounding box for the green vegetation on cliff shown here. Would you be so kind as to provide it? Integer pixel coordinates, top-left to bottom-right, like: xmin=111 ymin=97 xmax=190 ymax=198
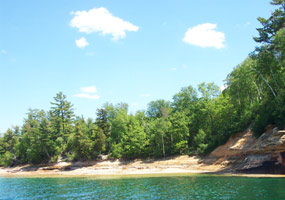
xmin=0 ymin=0 xmax=284 ymax=166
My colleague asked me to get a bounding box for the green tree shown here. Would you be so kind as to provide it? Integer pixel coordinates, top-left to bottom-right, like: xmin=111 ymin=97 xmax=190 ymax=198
xmin=16 ymin=109 xmax=55 ymax=164
xmin=50 ymin=92 xmax=74 ymax=149
xmin=93 ymin=128 xmax=106 ymax=154
xmin=67 ymin=118 xmax=94 ymax=161
xmin=169 ymin=111 xmax=189 ymax=154
xmin=172 ymin=86 xmax=198 ymax=113
xmin=0 ymin=128 xmax=18 ymax=166
xmin=120 ymin=115 xmax=147 ymax=158
xmin=254 ymin=0 xmax=285 ymax=44
xmin=147 ymin=100 xmax=171 ymax=118
xmin=95 ymin=108 xmax=111 ymax=137
xmin=193 ymin=129 xmax=208 ymax=154
xmin=149 ymin=107 xmax=171 ymax=157
xmin=109 ymin=104 xmax=129 ymax=157
xmin=95 ymin=108 xmax=110 ymax=152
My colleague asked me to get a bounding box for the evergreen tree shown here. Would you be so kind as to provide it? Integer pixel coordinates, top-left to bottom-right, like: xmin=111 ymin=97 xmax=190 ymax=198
xmin=50 ymin=92 xmax=74 ymax=149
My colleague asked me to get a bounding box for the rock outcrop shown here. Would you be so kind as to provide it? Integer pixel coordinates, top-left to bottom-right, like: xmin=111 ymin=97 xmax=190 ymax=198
xmin=250 ymin=128 xmax=285 ymax=153
xmin=210 ymin=127 xmax=285 ymax=174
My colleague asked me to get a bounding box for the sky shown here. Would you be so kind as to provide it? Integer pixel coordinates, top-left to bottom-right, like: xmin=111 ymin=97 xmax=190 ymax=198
xmin=0 ymin=0 xmax=275 ymax=133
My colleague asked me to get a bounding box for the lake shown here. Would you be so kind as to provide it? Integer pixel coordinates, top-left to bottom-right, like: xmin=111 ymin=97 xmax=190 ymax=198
xmin=0 ymin=175 xmax=284 ymax=199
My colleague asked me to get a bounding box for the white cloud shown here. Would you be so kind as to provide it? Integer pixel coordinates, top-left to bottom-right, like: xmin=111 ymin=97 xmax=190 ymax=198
xmin=170 ymin=67 xmax=177 ymax=71
xmin=183 ymin=23 xmax=225 ymax=49
xmin=140 ymin=93 xmax=152 ymax=97
xmin=80 ymin=86 xmax=97 ymax=93
xmin=1 ymin=50 xmax=7 ymax=54
xmin=70 ymin=7 xmax=139 ymax=40
xmin=74 ymin=93 xmax=100 ymax=99
xmin=74 ymin=86 xmax=99 ymax=99
xmin=75 ymin=37 xmax=89 ymax=48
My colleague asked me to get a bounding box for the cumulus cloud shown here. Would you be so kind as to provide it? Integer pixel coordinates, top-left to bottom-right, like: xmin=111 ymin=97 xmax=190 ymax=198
xmin=74 ymin=86 xmax=99 ymax=99
xmin=75 ymin=37 xmax=89 ymax=48
xmin=74 ymin=93 xmax=100 ymax=99
xmin=70 ymin=7 xmax=139 ymax=40
xmin=80 ymin=86 xmax=97 ymax=93
xmin=183 ymin=23 xmax=225 ymax=49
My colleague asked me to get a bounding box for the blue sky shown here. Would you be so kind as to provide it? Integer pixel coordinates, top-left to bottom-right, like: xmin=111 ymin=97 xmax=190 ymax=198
xmin=0 ymin=0 xmax=274 ymax=133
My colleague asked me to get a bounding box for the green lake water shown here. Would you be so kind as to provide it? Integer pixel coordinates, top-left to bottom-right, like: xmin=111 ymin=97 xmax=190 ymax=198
xmin=0 ymin=175 xmax=284 ymax=199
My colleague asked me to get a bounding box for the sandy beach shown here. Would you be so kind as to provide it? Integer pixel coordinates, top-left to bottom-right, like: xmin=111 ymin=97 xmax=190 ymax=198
xmin=1 ymin=155 xmax=284 ymax=178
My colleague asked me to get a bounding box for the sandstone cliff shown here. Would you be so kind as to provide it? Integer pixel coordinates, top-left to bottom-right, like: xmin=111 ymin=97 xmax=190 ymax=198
xmin=210 ymin=126 xmax=285 ymax=174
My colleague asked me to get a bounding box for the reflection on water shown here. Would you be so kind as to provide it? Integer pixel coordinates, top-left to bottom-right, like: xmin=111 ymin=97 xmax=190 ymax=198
xmin=0 ymin=175 xmax=285 ymax=199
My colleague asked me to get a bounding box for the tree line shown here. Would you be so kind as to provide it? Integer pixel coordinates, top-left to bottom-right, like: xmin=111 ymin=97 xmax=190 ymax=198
xmin=0 ymin=0 xmax=284 ymax=166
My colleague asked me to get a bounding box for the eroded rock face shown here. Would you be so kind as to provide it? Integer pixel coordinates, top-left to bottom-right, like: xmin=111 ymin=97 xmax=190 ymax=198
xmin=250 ymin=129 xmax=285 ymax=154
xmin=243 ymin=129 xmax=285 ymax=173
xmin=240 ymin=154 xmax=272 ymax=170
xmin=210 ymin=127 xmax=285 ymax=173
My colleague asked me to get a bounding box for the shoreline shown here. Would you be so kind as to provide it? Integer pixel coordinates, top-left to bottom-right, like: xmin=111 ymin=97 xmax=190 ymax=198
xmin=1 ymin=155 xmax=285 ymax=178
xmin=1 ymin=171 xmax=285 ymax=179
xmin=1 ymin=172 xmax=285 ymax=179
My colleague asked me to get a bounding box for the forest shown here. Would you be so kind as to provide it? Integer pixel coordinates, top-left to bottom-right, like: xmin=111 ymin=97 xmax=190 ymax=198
xmin=0 ymin=0 xmax=284 ymax=166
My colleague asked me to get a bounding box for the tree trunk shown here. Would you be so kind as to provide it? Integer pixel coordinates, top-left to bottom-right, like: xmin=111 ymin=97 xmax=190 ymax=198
xmin=161 ymin=132 xmax=165 ymax=157
xmin=43 ymin=146 xmax=51 ymax=160
xmin=250 ymin=74 xmax=262 ymax=101
xmin=251 ymin=67 xmax=279 ymax=103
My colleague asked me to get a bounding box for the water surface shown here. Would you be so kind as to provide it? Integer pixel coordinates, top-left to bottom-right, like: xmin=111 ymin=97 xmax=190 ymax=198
xmin=0 ymin=175 xmax=284 ymax=199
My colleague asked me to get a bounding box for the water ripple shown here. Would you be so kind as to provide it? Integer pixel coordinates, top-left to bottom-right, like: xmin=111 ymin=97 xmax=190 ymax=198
xmin=0 ymin=175 xmax=284 ymax=199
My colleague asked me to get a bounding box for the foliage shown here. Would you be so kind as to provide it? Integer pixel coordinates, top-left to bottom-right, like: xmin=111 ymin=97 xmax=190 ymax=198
xmin=193 ymin=129 xmax=208 ymax=154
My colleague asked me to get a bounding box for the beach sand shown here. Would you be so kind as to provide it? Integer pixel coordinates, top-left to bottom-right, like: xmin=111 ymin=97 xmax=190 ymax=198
xmin=1 ymin=155 xmax=284 ymax=178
